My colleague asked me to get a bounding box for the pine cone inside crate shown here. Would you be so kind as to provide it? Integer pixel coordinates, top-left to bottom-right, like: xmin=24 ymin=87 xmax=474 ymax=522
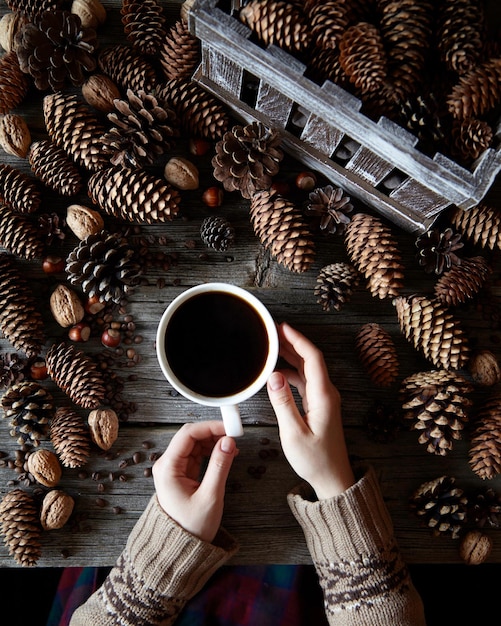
xmin=0 ymin=488 xmax=42 ymax=567
xmin=434 ymin=256 xmax=492 ymax=306
xmin=28 ymin=139 xmax=82 ymax=197
xmin=46 ymin=342 xmax=106 ymax=409
xmin=315 ymin=262 xmax=360 ymax=312
xmin=355 ymin=323 xmax=399 ymax=388
xmin=101 ymin=89 xmax=179 ymax=168
xmin=309 ymin=2 xmax=351 ymax=50
xmin=400 ymin=369 xmax=473 ymax=456
xmin=50 ymin=406 xmax=91 ymax=468
xmin=1 ymin=381 xmax=53 ymax=446
xmin=87 ymin=166 xmax=181 ymax=223
xmin=469 ymin=394 xmax=501 ymax=480
xmin=15 ymin=10 xmax=97 ymax=91
xmin=305 ymin=184 xmax=353 ymax=235
xmin=66 ymin=230 xmax=143 ymax=305
xmin=410 ymin=475 xmax=468 ymax=538
xmin=0 ymin=352 xmax=28 ymax=388
xmin=469 ymin=488 xmax=501 ymax=529
xmin=394 ymin=295 xmax=470 ymax=370
xmin=447 ymin=58 xmax=501 ymax=120
xmin=5 ymin=0 xmax=63 ymax=19
xmin=398 ymin=94 xmax=445 ymax=151
xmin=415 ymin=227 xmax=464 ymax=275
xmin=250 ymin=188 xmax=315 ymax=273
xmin=160 ymin=19 xmax=201 ymax=81
xmin=121 ymin=0 xmax=167 ymax=56
xmin=436 ymin=0 xmax=484 ymax=75
xmin=450 ymin=118 xmax=494 ymax=163
xmin=0 ymin=51 xmax=30 ymax=114
xmin=450 ymin=203 xmax=501 ymax=251
xmin=200 ymin=215 xmax=235 ymax=252
xmin=344 ymin=212 xmax=404 ymax=299
xmin=0 ymin=204 xmax=44 ymax=260
xmin=0 ymin=163 xmax=41 ymax=214
xmin=98 ymin=44 xmax=158 ymax=93
xmin=339 ymin=22 xmax=388 ymax=93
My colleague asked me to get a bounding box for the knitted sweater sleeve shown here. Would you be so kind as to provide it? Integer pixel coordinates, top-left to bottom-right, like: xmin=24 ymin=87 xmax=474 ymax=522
xmin=287 ymin=467 xmax=426 ymax=626
xmin=69 ymin=494 xmax=239 ymax=626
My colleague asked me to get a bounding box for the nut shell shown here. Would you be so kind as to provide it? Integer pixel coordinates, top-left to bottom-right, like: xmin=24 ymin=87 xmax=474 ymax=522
xmin=71 ymin=0 xmax=107 ymax=29
xmin=40 ymin=489 xmax=74 ymax=530
xmin=459 ymin=530 xmax=493 ymax=565
xmin=66 ymin=204 xmax=105 ymax=240
xmin=27 ymin=449 xmax=62 ymax=487
xmin=468 ymin=350 xmax=501 ymax=387
xmin=50 ymin=283 xmax=85 ymax=327
xmin=88 ymin=408 xmax=119 ymax=450
xmin=81 ymin=74 xmax=120 ymax=113
xmin=164 ymin=156 xmax=199 ymax=190
xmin=0 ymin=113 xmax=31 ymax=158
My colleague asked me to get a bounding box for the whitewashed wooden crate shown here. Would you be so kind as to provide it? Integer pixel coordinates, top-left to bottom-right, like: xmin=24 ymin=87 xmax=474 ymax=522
xmin=186 ymin=0 xmax=501 ymax=234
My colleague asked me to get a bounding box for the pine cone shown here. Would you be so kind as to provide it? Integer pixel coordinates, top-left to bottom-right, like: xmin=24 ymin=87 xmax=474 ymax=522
xmin=309 ymin=2 xmax=351 ymax=50
xmin=434 ymin=256 xmax=492 ymax=306
xmin=250 ymin=188 xmax=315 ymax=273
xmin=46 ymin=342 xmax=106 ymax=409
xmin=415 ymin=227 xmax=464 ymax=275
xmin=66 ymin=230 xmax=143 ymax=305
xmin=398 ymin=94 xmax=445 ymax=151
xmin=450 ymin=203 xmax=501 ymax=251
xmin=315 ymin=262 xmax=360 ymax=312
xmin=410 ymin=475 xmax=468 ymax=538
xmin=365 ymin=401 xmax=401 ymax=443
xmin=121 ymin=0 xmax=167 ymax=56
xmin=1 ymin=381 xmax=53 ymax=446
xmin=50 ymin=406 xmax=91 ymax=468
xmin=393 ymin=295 xmax=470 ymax=370
xmin=0 ymin=204 xmax=45 ymax=260
xmin=28 ymin=140 xmax=82 ymax=197
xmin=437 ymin=0 xmax=485 ymax=75
xmin=0 ymin=163 xmax=41 ymax=214
xmin=212 ymin=121 xmax=284 ymax=199
xmin=339 ymin=22 xmax=388 ymax=93
xmin=5 ymin=0 xmax=63 ymax=19
xmin=200 ymin=215 xmax=235 ymax=252
xmin=15 ymin=10 xmax=97 ymax=91
xmin=0 ymin=489 xmax=42 ymax=567
xmin=469 ymin=394 xmax=501 ymax=480
xmin=43 ymin=92 xmax=108 ymax=173
xmin=0 ymin=50 xmax=30 ymax=114
xmin=0 ymin=352 xmax=28 ymax=388
xmin=344 ymin=212 xmax=404 ymax=299
xmin=447 ymin=58 xmax=501 ymax=119
xmin=98 ymin=44 xmax=158 ymax=93
xmin=37 ymin=211 xmax=66 ymax=248
xmin=87 ymin=166 xmax=181 ymax=223
xmin=450 ymin=118 xmax=493 ymax=163
xmin=400 ymin=369 xmax=473 ymax=456
xmin=469 ymin=488 xmax=501 ymax=529
xmin=306 ymin=45 xmax=347 ymax=87
xmin=159 ymin=19 xmax=201 ymax=80
xmin=305 ymin=184 xmax=353 ymax=235
xmin=101 ymin=89 xmax=179 ymax=168
xmin=355 ymin=322 xmax=399 ymax=387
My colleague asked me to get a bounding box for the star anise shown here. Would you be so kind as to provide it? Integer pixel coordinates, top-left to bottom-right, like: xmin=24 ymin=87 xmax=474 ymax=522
xmin=305 ymin=184 xmax=353 ymax=234
xmin=415 ymin=227 xmax=464 ymax=275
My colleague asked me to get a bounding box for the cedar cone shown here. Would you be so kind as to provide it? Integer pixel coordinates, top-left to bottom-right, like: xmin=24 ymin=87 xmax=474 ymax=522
xmin=355 ymin=322 xmax=399 ymax=387
xmin=212 ymin=121 xmax=284 ymax=199
xmin=98 ymin=44 xmax=158 ymax=93
xmin=400 ymin=369 xmax=473 ymax=456
xmin=0 ymin=50 xmax=30 ymax=114
xmin=0 ymin=163 xmax=41 ymax=214
xmin=50 ymin=406 xmax=91 ymax=468
xmin=28 ymin=140 xmax=82 ymax=197
xmin=0 ymin=489 xmax=42 ymax=567
xmin=344 ymin=212 xmax=404 ymax=299
xmin=5 ymin=0 xmax=63 ymax=19
xmin=393 ymin=295 xmax=470 ymax=370
xmin=1 ymin=381 xmax=53 ymax=446
xmin=200 ymin=215 xmax=236 ymax=252
xmin=0 ymin=204 xmax=44 ymax=260
xmin=447 ymin=58 xmax=501 ymax=120
xmin=315 ymin=262 xmax=360 ymax=312
xmin=434 ymin=256 xmax=492 ymax=306
xmin=87 ymin=166 xmax=181 ymax=223
xmin=66 ymin=230 xmax=143 ymax=305
xmin=415 ymin=227 xmax=464 ymax=275
xmin=339 ymin=22 xmax=388 ymax=93
xmin=450 ymin=203 xmax=501 ymax=251
xmin=309 ymin=2 xmax=351 ymax=50
xmin=250 ymin=188 xmax=315 ymax=273
xmin=159 ymin=19 xmax=201 ymax=80
xmin=46 ymin=342 xmax=106 ymax=409
xmin=469 ymin=394 xmax=501 ymax=480
xmin=305 ymin=184 xmax=353 ymax=235
xmin=450 ymin=118 xmax=493 ymax=163
xmin=121 ymin=0 xmax=167 ymax=56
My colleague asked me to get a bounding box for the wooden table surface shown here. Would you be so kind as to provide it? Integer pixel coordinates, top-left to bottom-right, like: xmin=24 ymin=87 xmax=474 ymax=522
xmin=1 ymin=0 xmax=501 ymax=568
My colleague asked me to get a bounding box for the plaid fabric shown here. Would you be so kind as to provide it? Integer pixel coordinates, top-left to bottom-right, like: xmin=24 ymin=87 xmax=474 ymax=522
xmin=47 ymin=565 xmax=328 ymax=626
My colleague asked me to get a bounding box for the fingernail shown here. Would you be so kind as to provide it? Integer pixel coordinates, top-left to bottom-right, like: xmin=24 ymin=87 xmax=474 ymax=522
xmin=221 ymin=436 xmax=235 ymax=453
xmin=268 ymin=371 xmax=284 ymax=391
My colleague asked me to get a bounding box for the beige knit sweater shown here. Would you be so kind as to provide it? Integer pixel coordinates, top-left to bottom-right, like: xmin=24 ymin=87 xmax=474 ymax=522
xmin=70 ymin=468 xmax=426 ymax=625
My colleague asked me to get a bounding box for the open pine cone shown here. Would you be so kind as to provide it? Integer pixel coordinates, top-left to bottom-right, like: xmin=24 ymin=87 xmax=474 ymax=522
xmin=305 ymin=184 xmax=353 ymax=235
xmin=415 ymin=227 xmax=464 ymax=275
xmin=315 ymin=262 xmax=360 ymax=312
xmin=1 ymin=381 xmax=53 ymax=446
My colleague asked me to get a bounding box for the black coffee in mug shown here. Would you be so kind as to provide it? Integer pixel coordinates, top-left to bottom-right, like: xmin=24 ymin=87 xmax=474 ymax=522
xmin=164 ymin=290 xmax=269 ymax=397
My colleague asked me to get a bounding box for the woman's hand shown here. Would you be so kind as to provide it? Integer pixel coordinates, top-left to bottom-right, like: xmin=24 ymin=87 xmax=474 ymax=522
xmin=152 ymin=421 xmax=238 ymax=543
xmin=267 ymin=322 xmax=355 ymax=499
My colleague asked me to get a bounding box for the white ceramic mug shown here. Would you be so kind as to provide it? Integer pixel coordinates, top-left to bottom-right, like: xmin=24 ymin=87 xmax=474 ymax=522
xmin=156 ymin=282 xmax=279 ymax=437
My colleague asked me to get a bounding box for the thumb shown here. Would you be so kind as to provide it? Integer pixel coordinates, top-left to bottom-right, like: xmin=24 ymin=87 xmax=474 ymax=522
xmin=199 ymin=436 xmax=236 ymax=498
xmin=267 ymin=371 xmax=303 ymax=432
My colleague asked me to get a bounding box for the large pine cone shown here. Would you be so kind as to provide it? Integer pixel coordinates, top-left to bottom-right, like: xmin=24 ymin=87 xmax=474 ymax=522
xmin=415 ymin=227 xmax=463 ymax=275
xmin=1 ymin=381 xmax=53 ymax=446
xmin=250 ymin=188 xmax=315 ymax=273
xmin=0 ymin=489 xmax=42 ymax=567
xmin=0 ymin=253 xmax=45 ymax=357
xmin=160 ymin=19 xmax=201 ymax=81
xmin=393 ymin=295 xmax=470 ymax=370
xmin=309 ymin=2 xmax=351 ymax=50
xmin=315 ymin=262 xmax=360 ymax=312
xmin=339 ymin=22 xmax=388 ymax=93
xmin=0 ymin=163 xmax=41 ymax=214
xmin=469 ymin=394 xmax=501 ymax=480
xmin=0 ymin=204 xmax=44 ymax=260
xmin=28 ymin=140 xmax=82 ymax=197
xmin=5 ymin=0 xmax=63 ymax=19
xmin=447 ymin=58 xmax=501 ymax=119
xmin=98 ymin=44 xmax=158 ymax=93
xmin=305 ymin=184 xmax=353 ymax=235
xmin=434 ymin=256 xmax=492 ymax=306
xmin=66 ymin=230 xmax=143 ymax=305
xmin=450 ymin=118 xmax=493 ymax=163
xmin=400 ymin=369 xmax=473 ymax=456
xmin=87 ymin=166 xmax=181 ymax=223
xmin=46 ymin=342 xmax=106 ymax=409
xmin=50 ymin=406 xmax=91 ymax=468
xmin=355 ymin=322 xmax=399 ymax=388
xmin=0 ymin=51 xmax=30 ymax=114
xmin=450 ymin=203 xmax=501 ymax=251
xmin=121 ymin=0 xmax=167 ymax=56
xmin=436 ymin=0 xmax=484 ymax=75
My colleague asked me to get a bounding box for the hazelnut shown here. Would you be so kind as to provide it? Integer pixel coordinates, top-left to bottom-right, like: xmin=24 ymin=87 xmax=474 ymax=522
xmin=42 ymin=255 xmax=65 ymax=274
xmin=459 ymin=530 xmax=492 ymax=565
xmin=164 ymin=156 xmax=199 ymax=190
xmin=27 ymin=449 xmax=62 ymax=487
xmin=85 ymin=295 xmax=106 ymax=315
xmin=0 ymin=113 xmax=31 ymax=158
xmin=295 ymin=171 xmax=317 ymax=191
xmin=189 ymin=137 xmax=211 ymax=156
xmin=101 ymin=328 xmax=121 ymax=348
xmin=50 ymin=284 xmax=85 ymax=328
xmin=202 ymin=186 xmax=224 ymax=208
xmin=468 ymin=350 xmax=501 ymax=387
xmin=30 ymin=360 xmax=48 ymax=381
xmin=69 ymin=322 xmax=91 ymax=342
xmin=88 ymin=408 xmax=119 ymax=450
xmin=66 ymin=204 xmax=104 ymax=240
xmin=40 ymin=489 xmax=74 ymax=530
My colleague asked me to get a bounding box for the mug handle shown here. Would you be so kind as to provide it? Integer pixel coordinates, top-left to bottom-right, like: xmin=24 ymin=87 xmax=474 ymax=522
xmin=220 ymin=405 xmax=244 ymax=437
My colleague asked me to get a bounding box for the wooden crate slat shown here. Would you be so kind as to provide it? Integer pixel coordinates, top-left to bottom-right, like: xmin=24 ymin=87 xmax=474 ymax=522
xmin=344 ymin=146 xmax=395 ymax=187
xmin=390 ymin=179 xmax=452 ymax=218
xmin=300 ymin=114 xmax=345 ymax=156
xmin=202 ymin=45 xmax=243 ymax=98
xmin=255 ymin=82 xmax=294 ymax=127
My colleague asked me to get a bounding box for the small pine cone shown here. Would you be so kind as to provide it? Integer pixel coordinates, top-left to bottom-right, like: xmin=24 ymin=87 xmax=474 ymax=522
xmin=212 ymin=121 xmax=284 ymax=199
xmin=450 ymin=118 xmax=493 ymax=163
xmin=121 ymin=0 xmax=167 ymax=56
xmin=393 ymin=295 xmax=470 ymax=370
xmin=469 ymin=394 xmax=501 ymax=480
xmin=410 ymin=475 xmax=468 ymax=538
xmin=1 ymin=381 xmax=53 ymax=446
xmin=0 ymin=50 xmax=30 ymax=115
xmin=355 ymin=322 xmax=399 ymax=387
xmin=415 ymin=227 xmax=464 ymax=275
xmin=434 ymin=256 xmax=492 ymax=306
xmin=98 ymin=44 xmax=158 ymax=93
xmin=0 ymin=489 xmax=42 ymax=567
xmin=38 ymin=211 xmax=65 ymax=248
xmin=0 ymin=163 xmax=41 ymax=214
xmin=309 ymin=1 xmax=351 ymax=50
xmin=0 ymin=204 xmax=44 ymax=260
xmin=469 ymin=488 xmax=501 ymax=529
xmin=305 ymin=184 xmax=353 ymax=235
xmin=46 ymin=342 xmax=106 ymax=409
xmin=50 ymin=406 xmax=91 ymax=468
xmin=400 ymin=369 xmax=473 ymax=456
xmin=43 ymin=92 xmax=108 ymax=173
xmin=447 ymin=58 xmax=501 ymax=120
xmin=87 ymin=166 xmax=181 ymax=223
xmin=339 ymin=22 xmax=388 ymax=93
xmin=157 ymin=78 xmax=230 ymax=141
xmin=159 ymin=19 xmax=201 ymax=81
xmin=450 ymin=203 xmax=501 ymax=251
xmin=28 ymin=140 xmax=82 ymax=197
xmin=315 ymin=262 xmax=360 ymax=312
xmin=398 ymin=94 xmax=445 ymax=150
xmin=66 ymin=230 xmax=143 ymax=304
xmin=250 ymin=188 xmax=315 ymax=273
xmin=200 ymin=215 xmax=235 ymax=252
xmin=344 ymin=212 xmax=404 ymax=299
xmin=0 ymin=352 xmax=28 ymax=388
xmin=5 ymin=0 xmax=63 ymax=19
xmin=365 ymin=401 xmax=401 ymax=444
xmin=239 ymin=0 xmax=311 ymax=55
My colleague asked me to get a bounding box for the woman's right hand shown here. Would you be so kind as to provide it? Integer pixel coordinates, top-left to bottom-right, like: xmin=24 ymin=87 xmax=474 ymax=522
xmin=267 ymin=322 xmax=355 ymax=499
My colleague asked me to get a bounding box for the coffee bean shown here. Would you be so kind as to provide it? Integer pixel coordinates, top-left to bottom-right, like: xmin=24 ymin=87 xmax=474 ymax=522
xmin=132 ymin=452 xmax=142 ymax=464
xmin=113 ymin=506 xmax=123 ymax=515
xmin=144 ymin=467 xmax=152 ymax=478
xmin=95 ymin=498 xmax=107 ymax=508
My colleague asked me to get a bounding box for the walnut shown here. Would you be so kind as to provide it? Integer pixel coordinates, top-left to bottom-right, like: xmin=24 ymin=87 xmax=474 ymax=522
xmin=71 ymin=0 xmax=107 ymax=29
xmin=81 ymin=74 xmax=120 ymax=113
xmin=26 ymin=449 xmax=62 ymax=487
xmin=0 ymin=113 xmax=31 ymax=158
xmin=88 ymin=408 xmax=119 ymax=450
xmin=468 ymin=350 xmax=501 ymax=387
xmin=40 ymin=489 xmax=74 ymax=530
xmin=66 ymin=204 xmax=105 ymax=240
xmin=459 ymin=530 xmax=493 ymax=565
xmin=50 ymin=283 xmax=85 ymax=327
xmin=164 ymin=156 xmax=199 ymax=190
